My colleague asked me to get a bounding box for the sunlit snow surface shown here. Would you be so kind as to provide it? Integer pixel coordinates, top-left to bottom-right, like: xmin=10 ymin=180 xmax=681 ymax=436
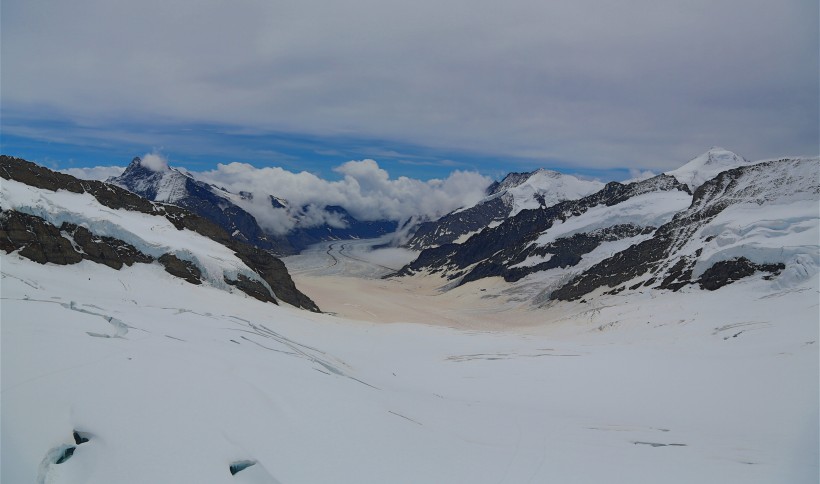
xmin=503 ymin=169 xmax=605 ymax=215
xmin=0 ymin=178 xmax=272 ymax=295
xmin=3 ymin=249 xmax=818 ymax=483
xmin=666 ymin=147 xmax=752 ymax=191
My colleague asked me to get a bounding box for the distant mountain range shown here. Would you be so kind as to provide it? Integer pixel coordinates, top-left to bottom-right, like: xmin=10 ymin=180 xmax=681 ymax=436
xmin=405 ymin=169 xmax=603 ymax=250
xmin=109 ymin=157 xmax=397 ymax=255
xmin=0 ymin=156 xmax=319 ymax=311
xmin=2 ymin=148 xmax=817 ymax=309
xmin=396 ymin=148 xmax=819 ymax=304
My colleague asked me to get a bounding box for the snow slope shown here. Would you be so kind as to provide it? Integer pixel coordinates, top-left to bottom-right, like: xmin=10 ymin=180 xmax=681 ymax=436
xmin=534 ymin=189 xmax=691 ymax=246
xmin=666 ymin=147 xmax=751 ymax=191
xmin=1 ymin=178 xmax=272 ymax=296
xmin=110 ymin=157 xmax=190 ymax=204
xmin=2 ymin=249 xmax=818 ymax=483
xmin=406 ymin=169 xmax=603 ymax=250
xmin=2 ymin=154 xmax=818 ymax=483
xmin=670 ymin=157 xmax=820 ymax=284
xmin=496 ymin=168 xmax=605 ymax=216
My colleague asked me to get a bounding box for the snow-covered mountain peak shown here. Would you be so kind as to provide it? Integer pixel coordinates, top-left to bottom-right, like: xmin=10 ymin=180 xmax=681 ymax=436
xmin=110 ymin=157 xmax=192 ymax=204
xmin=502 ymin=170 xmax=604 ymax=216
xmin=405 ymin=168 xmax=604 ymax=249
xmin=486 ymin=169 xmax=540 ymax=196
xmin=666 ymin=147 xmax=750 ymax=191
xmin=489 ymin=168 xmax=587 ymax=194
xmin=481 ymin=168 xmax=604 ymax=215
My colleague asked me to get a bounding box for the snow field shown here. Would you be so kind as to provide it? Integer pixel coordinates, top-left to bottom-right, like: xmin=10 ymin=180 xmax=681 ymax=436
xmin=533 ymin=190 xmax=692 ymax=247
xmin=3 ymin=153 xmax=818 ymax=483
xmin=2 ymin=254 xmax=817 ymax=483
xmin=504 ymin=170 xmax=604 ymax=215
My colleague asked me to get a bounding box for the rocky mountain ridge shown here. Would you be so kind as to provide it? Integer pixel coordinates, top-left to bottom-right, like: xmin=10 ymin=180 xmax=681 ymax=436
xmin=405 ymin=168 xmax=603 ymax=250
xmin=110 ymin=157 xmax=286 ymax=252
xmin=396 ymin=152 xmax=819 ymax=305
xmin=0 ymin=155 xmax=319 ymax=311
xmin=399 ymin=173 xmax=689 ymax=281
xmin=552 ymin=156 xmax=818 ymax=301
xmin=110 ymin=157 xmax=397 ymax=255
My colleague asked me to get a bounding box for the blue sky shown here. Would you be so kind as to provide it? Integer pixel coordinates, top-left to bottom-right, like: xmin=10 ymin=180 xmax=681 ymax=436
xmin=2 ymin=0 xmax=817 ymax=183
xmin=1 ymin=120 xmax=635 ymax=182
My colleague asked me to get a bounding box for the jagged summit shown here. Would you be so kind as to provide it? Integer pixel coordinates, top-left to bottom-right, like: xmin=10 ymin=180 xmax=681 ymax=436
xmin=406 ymin=168 xmax=603 ymax=250
xmin=396 ymin=154 xmax=818 ymax=305
xmin=666 ymin=147 xmax=750 ymax=191
xmin=109 ymin=157 xmax=287 ymax=252
xmin=551 ymin=156 xmax=819 ymax=300
xmin=110 ymin=156 xmax=397 ymax=255
xmin=0 ymin=155 xmax=319 ymax=311
xmin=484 ymin=168 xmax=604 ymax=215
xmin=399 ymin=172 xmax=691 ymax=284
xmin=486 ymin=168 xmax=554 ymax=196
xmin=112 ymin=156 xmax=188 ymax=203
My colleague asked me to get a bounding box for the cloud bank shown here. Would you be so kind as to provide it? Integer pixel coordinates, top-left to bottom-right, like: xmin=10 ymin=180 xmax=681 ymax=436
xmin=61 ymin=152 xmax=492 ymax=235
xmin=196 ymin=159 xmax=492 ymax=235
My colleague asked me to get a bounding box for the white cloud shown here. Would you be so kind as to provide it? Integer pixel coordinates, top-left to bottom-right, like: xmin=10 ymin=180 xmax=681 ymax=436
xmin=195 ymin=160 xmax=492 ymax=235
xmin=623 ymin=168 xmax=657 ymax=183
xmin=139 ymin=153 xmax=170 ymax=172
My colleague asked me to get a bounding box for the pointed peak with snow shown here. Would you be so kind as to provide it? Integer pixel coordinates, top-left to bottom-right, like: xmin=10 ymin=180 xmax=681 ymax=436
xmin=487 ymin=168 xmax=567 ymax=196
xmin=110 ymin=155 xmax=189 ymax=203
xmin=666 ymin=148 xmax=751 ymax=191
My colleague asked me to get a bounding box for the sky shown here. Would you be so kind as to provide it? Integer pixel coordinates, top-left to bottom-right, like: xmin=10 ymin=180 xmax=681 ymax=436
xmin=1 ymin=0 xmax=818 ymax=183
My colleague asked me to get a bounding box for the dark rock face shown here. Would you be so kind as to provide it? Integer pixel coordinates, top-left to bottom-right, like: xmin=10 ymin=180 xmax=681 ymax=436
xmin=550 ymin=159 xmax=815 ymax=301
xmin=225 ymin=274 xmax=277 ymax=303
xmin=405 ymin=197 xmax=509 ymax=250
xmin=485 ymin=171 xmax=536 ymax=197
xmin=61 ymin=223 xmax=154 ymax=269
xmin=399 ymin=158 xmax=816 ymax=301
xmin=0 ymin=211 xmax=153 ymax=269
xmin=110 ymin=157 xmax=290 ymax=254
xmin=233 ymin=245 xmax=320 ymax=311
xmin=158 ymin=254 xmax=203 ymax=285
xmin=405 ymin=169 xmax=586 ymax=251
xmin=1 ymin=156 xmax=319 ymax=312
xmin=462 ymin=224 xmax=654 ymax=285
xmin=0 ymin=211 xmax=85 ymax=265
xmin=110 ymin=158 xmax=399 ymax=255
xmin=398 ymin=174 xmax=688 ymax=284
xmin=698 ymin=258 xmax=784 ymax=291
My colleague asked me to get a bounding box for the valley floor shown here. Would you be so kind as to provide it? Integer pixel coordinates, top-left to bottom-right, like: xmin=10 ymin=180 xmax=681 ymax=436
xmin=2 ymin=240 xmax=818 ymax=483
xmin=283 ymin=238 xmax=554 ymax=330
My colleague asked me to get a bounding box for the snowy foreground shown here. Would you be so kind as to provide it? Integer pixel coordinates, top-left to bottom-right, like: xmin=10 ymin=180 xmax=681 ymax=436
xmin=2 ymin=251 xmax=818 ymax=483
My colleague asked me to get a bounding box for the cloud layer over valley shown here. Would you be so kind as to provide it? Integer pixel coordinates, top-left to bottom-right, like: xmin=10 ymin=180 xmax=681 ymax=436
xmin=200 ymin=159 xmax=492 ymax=234
xmin=67 ymin=154 xmax=492 ymax=235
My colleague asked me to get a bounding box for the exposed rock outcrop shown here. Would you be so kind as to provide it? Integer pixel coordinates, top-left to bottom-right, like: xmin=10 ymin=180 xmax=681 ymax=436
xmin=1 ymin=156 xmax=319 ymax=312
xmin=398 ymin=174 xmax=688 ymax=283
